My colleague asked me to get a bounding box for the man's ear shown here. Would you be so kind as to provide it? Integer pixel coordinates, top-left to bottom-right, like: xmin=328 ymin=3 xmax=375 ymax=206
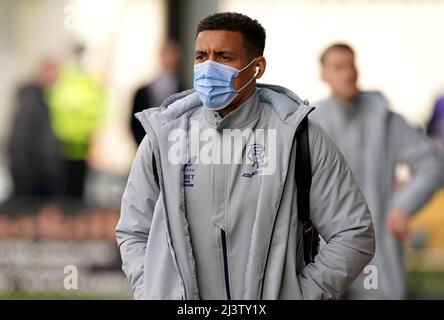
xmin=255 ymin=56 xmax=266 ymax=79
xmin=321 ymin=67 xmax=328 ymax=83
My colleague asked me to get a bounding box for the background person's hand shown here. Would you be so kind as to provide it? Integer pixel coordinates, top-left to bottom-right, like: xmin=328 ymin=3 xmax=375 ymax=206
xmin=386 ymin=208 xmax=410 ymax=240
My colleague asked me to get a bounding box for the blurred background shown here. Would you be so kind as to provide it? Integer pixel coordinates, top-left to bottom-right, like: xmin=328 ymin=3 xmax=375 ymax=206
xmin=0 ymin=0 xmax=443 ymax=299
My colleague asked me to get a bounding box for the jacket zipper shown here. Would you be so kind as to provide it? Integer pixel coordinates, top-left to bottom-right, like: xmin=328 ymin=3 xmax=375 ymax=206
xmin=220 ymin=229 xmax=232 ymax=300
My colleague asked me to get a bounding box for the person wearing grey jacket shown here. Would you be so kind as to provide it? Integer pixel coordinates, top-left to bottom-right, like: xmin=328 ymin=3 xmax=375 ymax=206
xmin=311 ymin=43 xmax=444 ymax=299
xmin=115 ymin=12 xmax=375 ymax=300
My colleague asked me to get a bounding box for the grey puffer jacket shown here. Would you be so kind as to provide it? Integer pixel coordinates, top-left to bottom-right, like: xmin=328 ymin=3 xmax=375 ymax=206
xmin=115 ymin=84 xmax=375 ymax=300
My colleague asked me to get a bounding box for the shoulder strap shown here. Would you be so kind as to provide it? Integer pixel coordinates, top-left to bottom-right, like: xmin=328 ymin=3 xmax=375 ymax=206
xmin=152 ymin=152 xmax=159 ymax=187
xmin=295 ymin=117 xmax=320 ymax=264
xmin=295 ymin=116 xmax=312 ymax=223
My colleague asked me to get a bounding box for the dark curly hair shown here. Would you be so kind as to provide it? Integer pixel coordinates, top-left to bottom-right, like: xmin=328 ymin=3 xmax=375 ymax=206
xmin=196 ymin=12 xmax=266 ymax=57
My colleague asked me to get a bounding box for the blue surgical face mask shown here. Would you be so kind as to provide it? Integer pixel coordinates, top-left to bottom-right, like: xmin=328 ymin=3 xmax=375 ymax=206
xmin=193 ymin=58 xmax=258 ymax=110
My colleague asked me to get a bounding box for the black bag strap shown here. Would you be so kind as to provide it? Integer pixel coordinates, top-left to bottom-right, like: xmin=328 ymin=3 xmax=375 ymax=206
xmin=296 ymin=116 xmax=311 ymax=223
xmin=152 ymin=152 xmax=159 ymax=187
xmin=295 ymin=117 xmax=319 ymax=264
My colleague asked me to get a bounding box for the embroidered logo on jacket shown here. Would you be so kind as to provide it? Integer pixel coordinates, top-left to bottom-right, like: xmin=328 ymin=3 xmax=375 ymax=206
xmin=183 ymin=159 xmax=195 ymax=187
xmin=242 ymin=143 xmax=265 ymax=178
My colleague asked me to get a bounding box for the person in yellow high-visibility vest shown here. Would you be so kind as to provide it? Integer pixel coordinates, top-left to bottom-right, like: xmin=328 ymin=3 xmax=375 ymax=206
xmin=47 ymin=46 xmax=105 ymax=197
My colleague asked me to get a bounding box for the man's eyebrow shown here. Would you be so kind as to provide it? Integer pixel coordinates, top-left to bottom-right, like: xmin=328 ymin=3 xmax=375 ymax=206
xmin=215 ymin=51 xmax=236 ymax=56
xmin=194 ymin=50 xmax=236 ymax=55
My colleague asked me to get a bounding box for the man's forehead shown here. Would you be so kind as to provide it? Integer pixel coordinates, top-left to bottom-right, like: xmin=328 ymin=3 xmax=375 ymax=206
xmin=324 ymin=49 xmax=354 ymax=66
xmin=327 ymin=49 xmax=354 ymax=60
xmin=195 ymin=30 xmax=244 ymax=51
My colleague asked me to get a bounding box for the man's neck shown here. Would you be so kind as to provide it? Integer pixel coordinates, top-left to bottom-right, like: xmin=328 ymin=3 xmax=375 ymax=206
xmin=332 ymin=94 xmax=357 ymax=109
xmin=218 ymin=86 xmax=256 ymax=118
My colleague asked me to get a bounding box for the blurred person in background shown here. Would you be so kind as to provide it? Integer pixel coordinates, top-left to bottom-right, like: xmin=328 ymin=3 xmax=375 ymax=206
xmin=427 ymin=95 xmax=444 ymax=160
xmin=8 ymin=58 xmax=65 ymax=198
xmin=47 ymin=44 xmax=106 ymax=198
xmin=130 ymin=40 xmax=183 ymax=145
xmin=310 ymin=43 xmax=444 ymax=299
xmin=116 ymin=13 xmax=375 ymax=300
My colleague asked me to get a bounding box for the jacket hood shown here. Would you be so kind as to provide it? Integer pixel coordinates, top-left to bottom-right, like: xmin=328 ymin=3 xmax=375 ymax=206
xmin=135 ymin=83 xmax=314 ymax=134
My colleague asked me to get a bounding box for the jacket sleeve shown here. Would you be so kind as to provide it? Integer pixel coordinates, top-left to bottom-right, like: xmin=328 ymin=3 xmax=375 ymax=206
xmin=298 ymin=120 xmax=375 ymax=299
xmin=115 ymin=136 xmax=160 ymax=299
xmin=387 ymin=112 xmax=444 ymax=215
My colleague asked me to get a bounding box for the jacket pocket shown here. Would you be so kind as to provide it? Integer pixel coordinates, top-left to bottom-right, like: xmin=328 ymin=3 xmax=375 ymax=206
xmin=143 ymin=196 xmax=185 ymax=299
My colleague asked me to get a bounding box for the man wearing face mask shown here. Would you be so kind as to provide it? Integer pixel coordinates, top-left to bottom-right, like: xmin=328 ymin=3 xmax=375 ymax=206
xmin=116 ymin=12 xmax=375 ymax=300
